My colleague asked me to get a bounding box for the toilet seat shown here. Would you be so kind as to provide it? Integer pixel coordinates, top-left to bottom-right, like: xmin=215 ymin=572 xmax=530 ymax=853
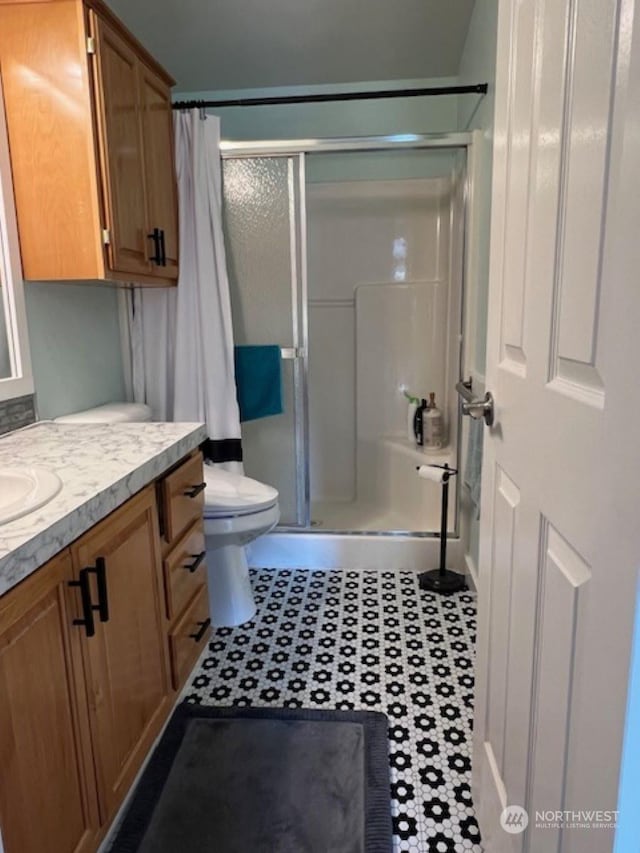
xmin=203 ymin=466 xmax=279 ymax=519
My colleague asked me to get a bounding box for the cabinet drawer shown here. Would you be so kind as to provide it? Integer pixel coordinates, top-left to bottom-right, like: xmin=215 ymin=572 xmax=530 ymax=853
xmin=164 ymin=521 xmax=207 ymax=621
xmin=169 ymin=585 xmax=211 ymax=691
xmin=161 ymin=452 xmax=205 ymax=545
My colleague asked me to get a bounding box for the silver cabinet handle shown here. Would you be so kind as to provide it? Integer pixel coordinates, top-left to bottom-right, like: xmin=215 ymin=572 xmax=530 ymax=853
xmin=455 ymin=379 xmax=495 ymax=427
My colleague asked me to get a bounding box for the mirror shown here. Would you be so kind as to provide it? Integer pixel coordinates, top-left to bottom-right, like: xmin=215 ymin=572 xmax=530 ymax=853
xmin=0 ymin=78 xmax=33 ymax=401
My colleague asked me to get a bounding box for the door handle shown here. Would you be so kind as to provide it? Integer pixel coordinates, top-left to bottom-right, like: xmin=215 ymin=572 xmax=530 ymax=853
xmin=147 ymin=227 xmax=162 ymax=264
xmin=455 ymin=379 xmax=495 ymax=427
xmin=183 ymin=551 xmax=206 ymax=573
xmin=462 ymin=393 xmax=494 ymax=426
xmin=189 ymin=618 xmax=211 ymax=643
xmin=69 ymin=568 xmax=95 ymax=638
xmin=87 ymin=557 xmax=109 ymax=623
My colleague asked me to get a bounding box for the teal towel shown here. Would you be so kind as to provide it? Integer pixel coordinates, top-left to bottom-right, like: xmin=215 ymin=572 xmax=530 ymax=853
xmin=234 ymin=345 xmax=283 ymax=422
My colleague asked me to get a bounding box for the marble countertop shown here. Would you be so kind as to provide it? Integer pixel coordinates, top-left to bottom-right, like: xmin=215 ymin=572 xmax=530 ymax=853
xmin=0 ymin=421 xmax=207 ymax=597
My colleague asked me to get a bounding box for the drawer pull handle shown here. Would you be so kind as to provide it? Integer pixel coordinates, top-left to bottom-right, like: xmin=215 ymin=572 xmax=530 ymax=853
xmin=183 ymin=482 xmax=206 ymax=499
xmin=190 ymin=618 xmax=211 ymax=643
xmin=87 ymin=557 xmax=109 ymax=623
xmin=69 ymin=568 xmax=95 ymax=638
xmin=183 ymin=551 xmax=206 ymax=573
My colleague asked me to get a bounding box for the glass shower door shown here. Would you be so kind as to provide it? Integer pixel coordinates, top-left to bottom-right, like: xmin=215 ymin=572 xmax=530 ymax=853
xmin=222 ymin=155 xmax=308 ymax=526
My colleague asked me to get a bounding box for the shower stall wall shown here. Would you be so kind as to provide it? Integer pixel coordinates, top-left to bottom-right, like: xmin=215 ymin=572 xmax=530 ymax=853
xmin=306 ymin=155 xmax=464 ymax=532
xmin=220 ymin=135 xmax=469 ymax=562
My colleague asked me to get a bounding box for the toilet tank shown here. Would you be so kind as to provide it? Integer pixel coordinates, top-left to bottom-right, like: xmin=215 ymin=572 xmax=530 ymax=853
xmin=53 ymin=402 xmax=152 ymax=424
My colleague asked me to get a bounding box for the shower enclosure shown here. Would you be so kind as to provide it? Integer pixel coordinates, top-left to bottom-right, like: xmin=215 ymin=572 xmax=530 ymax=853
xmin=221 ymin=135 xmax=469 ymax=543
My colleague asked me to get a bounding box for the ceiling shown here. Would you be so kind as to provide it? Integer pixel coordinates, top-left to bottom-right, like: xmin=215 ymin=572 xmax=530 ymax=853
xmin=106 ymin=0 xmax=476 ymax=92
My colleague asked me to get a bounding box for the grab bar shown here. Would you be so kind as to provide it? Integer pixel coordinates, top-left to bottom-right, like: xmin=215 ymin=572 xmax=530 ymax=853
xmin=455 ymin=377 xmax=495 ymax=427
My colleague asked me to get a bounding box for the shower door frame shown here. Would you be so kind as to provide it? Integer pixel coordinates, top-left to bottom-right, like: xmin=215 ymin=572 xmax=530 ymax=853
xmin=222 ymin=132 xmax=473 ymax=537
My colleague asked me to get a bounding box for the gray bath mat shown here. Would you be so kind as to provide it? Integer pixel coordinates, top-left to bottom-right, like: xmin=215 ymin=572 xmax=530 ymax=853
xmin=111 ymin=703 xmax=392 ymax=853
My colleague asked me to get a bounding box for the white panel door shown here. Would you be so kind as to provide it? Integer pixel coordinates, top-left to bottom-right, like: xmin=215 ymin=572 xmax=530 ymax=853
xmin=474 ymin=0 xmax=640 ymax=851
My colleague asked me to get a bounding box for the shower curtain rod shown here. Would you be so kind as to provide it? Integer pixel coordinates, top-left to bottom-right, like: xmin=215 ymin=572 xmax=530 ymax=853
xmin=172 ymin=83 xmax=488 ymax=110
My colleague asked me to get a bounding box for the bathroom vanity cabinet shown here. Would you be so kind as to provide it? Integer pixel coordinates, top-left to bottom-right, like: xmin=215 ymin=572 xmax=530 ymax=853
xmin=0 ymin=0 xmax=179 ymax=285
xmin=0 ymin=452 xmax=210 ymax=853
xmin=0 ymin=550 xmax=99 ymax=853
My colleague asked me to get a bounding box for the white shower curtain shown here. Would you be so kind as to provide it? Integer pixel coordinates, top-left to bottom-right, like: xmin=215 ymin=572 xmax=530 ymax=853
xmin=127 ymin=111 xmax=241 ymax=465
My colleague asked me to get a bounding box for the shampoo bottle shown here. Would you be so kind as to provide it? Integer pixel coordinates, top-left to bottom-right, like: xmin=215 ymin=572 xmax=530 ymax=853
xmin=424 ymin=392 xmax=444 ymax=450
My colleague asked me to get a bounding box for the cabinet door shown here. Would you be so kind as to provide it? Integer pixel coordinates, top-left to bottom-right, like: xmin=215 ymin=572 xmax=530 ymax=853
xmin=139 ymin=63 xmax=179 ymax=281
xmin=71 ymin=487 xmax=170 ymax=822
xmin=91 ymin=12 xmax=151 ymax=278
xmin=0 ymin=552 xmax=99 ymax=853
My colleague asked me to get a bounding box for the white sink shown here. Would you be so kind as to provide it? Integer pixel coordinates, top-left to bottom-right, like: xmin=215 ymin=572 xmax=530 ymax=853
xmin=0 ymin=467 xmax=62 ymax=525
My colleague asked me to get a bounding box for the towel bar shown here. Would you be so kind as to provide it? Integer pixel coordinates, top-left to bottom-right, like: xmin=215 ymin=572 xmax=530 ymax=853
xmin=279 ymin=347 xmax=305 ymax=359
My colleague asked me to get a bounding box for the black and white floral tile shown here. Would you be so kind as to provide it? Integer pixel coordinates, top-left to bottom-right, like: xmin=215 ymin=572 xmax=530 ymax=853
xmin=185 ymin=567 xmax=482 ymax=853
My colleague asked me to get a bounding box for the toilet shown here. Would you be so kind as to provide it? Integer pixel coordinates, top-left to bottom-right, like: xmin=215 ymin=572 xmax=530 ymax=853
xmin=202 ymin=467 xmax=279 ymax=626
xmin=54 ymin=403 xmax=280 ymax=627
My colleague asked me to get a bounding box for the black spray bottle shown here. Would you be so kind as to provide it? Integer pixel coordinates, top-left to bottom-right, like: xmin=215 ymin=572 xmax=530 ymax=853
xmin=413 ymin=398 xmax=429 ymax=446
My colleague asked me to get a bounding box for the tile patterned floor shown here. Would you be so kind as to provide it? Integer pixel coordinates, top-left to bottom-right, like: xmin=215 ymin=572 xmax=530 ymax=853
xmin=185 ymin=567 xmax=482 ymax=853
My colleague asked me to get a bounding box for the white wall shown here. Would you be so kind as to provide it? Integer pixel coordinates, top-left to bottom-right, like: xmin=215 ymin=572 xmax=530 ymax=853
xmin=307 ymin=174 xmax=460 ymax=506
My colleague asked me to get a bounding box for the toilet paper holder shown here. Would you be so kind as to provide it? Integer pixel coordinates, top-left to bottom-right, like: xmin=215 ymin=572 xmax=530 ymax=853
xmin=415 ymin=463 xmax=467 ymax=595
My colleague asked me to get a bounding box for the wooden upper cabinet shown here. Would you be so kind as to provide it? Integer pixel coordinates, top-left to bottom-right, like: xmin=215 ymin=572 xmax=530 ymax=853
xmin=0 ymin=0 xmax=178 ymax=285
xmin=91 ymin=12 xmax=151 ymax=279
xmin=0 ymin=551 xmax=100 ymax=853
xmin=139 ymin=62 xmax=179 ymax=281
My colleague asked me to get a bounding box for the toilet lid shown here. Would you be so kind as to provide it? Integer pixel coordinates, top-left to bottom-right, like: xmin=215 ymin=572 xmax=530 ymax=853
xmin=203 ymin=466 xmax=279 ymax=516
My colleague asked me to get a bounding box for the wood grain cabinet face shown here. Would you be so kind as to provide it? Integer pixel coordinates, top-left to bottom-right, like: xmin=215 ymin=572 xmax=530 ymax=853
xmin=0 ymin=552 xmax=99 ymax=853
xmin=168 ymin=584 xmax=211 ymax=691
xmin=139 ymin=62 xmax=179 ymax=281
xmin=159 ymin=453 xmax=210 ymax=693
xmin=163 ymin=520 xmax=207 ymax=621
xmin=0 ymin=0 xmax=178 ymax=285
xmin=161 ymin=452 xmax=207 ymax=546
xmin=91 ymin=11 xmax=151 ymax=279
xmin=70 ymin=486 xmax=171 ymax=822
